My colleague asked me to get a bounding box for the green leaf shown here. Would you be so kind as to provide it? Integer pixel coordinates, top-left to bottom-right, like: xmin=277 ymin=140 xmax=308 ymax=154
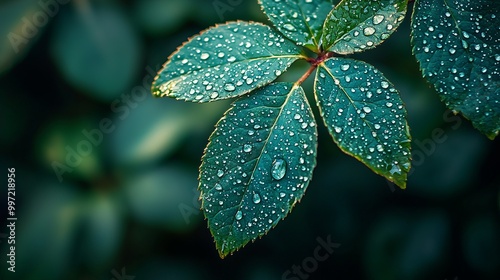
xmin=259 ymin=0 xmax=334 ymax=52
xmin=199 ymin=83 xmax=317 ymax=257
xmin=152 ymin=22 xmax=304 ymax=103
xmin=322 ymin=0 xmax=407 ymax=54
xmin=411 ymin=0 xmax=500 ymax=139
xmin=50 ymin=4 xmax=142 ymax=102
xmin=315 ymin=58 xmax=411 ymax=188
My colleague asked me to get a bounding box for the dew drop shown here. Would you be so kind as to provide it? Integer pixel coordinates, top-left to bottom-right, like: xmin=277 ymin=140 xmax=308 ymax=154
xmin=363 ymin=107 xmax=372 ymax=113
xmin=279 ymin=192 xmax=286 ymax=198
xmin=283 ymin=24 xmax=297 ymax=32
xmin=215 ymin=183 xmax=223 ymax=191
xmin=271 ymin=159 xmax=287 ymax=180
xmin=381 ymin=81 xmax=389 ymax=89
xmin=373 ymin=15 xmax=385 ymax=25
xmin=224 ymin=84 xmax=236 ymax=91
xmin=235 ymin=210 xmax=243 ymax=220
xmin=200 ymin=53 xmax=210 ymax=60
xmin=341 ymin=64 xmax=350 ymax=71
xmin=217 ymin=170 xmax=224 ymax=178
xmin=363 ymin=27 xmax=376 ymax=36
xmin=252 ymin=193 xmax=261 ymax=204
xmin=334 ymin=126 xmax=342 ymax=133
xmin=210 ymin=92 xmax=219 ymax=99
xmin=449 ymin=48 xmax=456 ymax=54
xmin=243 ymin=144 xmax=252 ymax=153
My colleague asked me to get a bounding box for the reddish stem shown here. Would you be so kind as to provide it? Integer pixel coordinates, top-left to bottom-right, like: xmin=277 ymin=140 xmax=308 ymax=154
xmin=296 ymin=51 xmax=335 ymax=87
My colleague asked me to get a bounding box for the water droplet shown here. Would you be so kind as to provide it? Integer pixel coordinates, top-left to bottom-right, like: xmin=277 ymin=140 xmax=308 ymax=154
xmin=363 ymin=27 xmax=376 ymax=36
xmin=200 ymin=53 xmax=210 ymax=60
xmin=235 ymin=210 xmax=243 ymax=220
xmin=215 ymin=184 xmax=222 ymax=191
xmin=253 ymin=193 xmax=261 ymax=204
xmin=381 ymin=81 xmax=389 ymax=89
xmin=334 ymin=126 xmax=342 ymax=133
xmin=275 ymin=70 xmax=282 ymax=76
xmin=449 ymin=48 xmax=456 ymax=54
xmin=495 ymin=54 xmax=500 ymax=61
xmin=227 ymin=56 xmax=236 ymax=62
xmin=217 ymin=170 xmax=224 ymax=178
xmin=218 ymin=52 xmax=225 ymax=58
xmin=224 ymin=84 xmax=236 ymax=91
xmin=181 ymin=59 xmax=188 ymax=64
xmin=243 ymin=144 xmax=252 ymax=153
xmin=283 ymin=24 xmax=297 ymax=32
xmin=373 ymin=15 xmax=385 ymax=25
xmin=428 ymin=26 xmax=434 ymax=32
xmin=377 ymin=145 xmax=384 ymax=152
xmin=363 ymin=107 xmax=372 ymax=113
xmin=246 ymin=78 xmax=254 ymax=84
xmin=341 ymin=64 xmax=350 ymax=71
xmin=210 ymin=92 xmax=219 ymax=99
xmin=271 ymin=159 xmax=287 ymax=180
xmin=279 ymin=192 xmax=286 ymax=198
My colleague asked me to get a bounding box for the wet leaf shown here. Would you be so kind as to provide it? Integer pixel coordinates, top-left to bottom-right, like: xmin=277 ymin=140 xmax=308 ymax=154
xmin=411 ymin=0 xmax=500 ymax=139
xmin=315 ymin=58 xmax=411 ymax=188
xmin=259 ymin=0 xmax=334 ymax=52
xmin=152 ymin=22 xmax=304 ymax=103
xmin=322 ymin=0 xmax=407 ymax=54
xmin=199 ymin=83 xmax=317 ymax=257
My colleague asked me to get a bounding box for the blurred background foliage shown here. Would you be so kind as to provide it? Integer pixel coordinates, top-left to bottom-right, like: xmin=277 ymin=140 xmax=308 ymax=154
xmin=0 ymin=0 xmax=499 ymax=279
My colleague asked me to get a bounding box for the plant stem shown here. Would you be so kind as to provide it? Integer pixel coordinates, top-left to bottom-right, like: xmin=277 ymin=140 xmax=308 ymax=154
xmin=295 ymin=51 xmax=335 ymax=87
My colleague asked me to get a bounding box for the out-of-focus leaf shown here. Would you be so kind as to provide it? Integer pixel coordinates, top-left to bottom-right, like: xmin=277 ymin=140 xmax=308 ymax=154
xmin=2 ymin=183 xmax=82 ymax=279
xmin=0 ymin=0 xmax=43 ymax=75
xmin=259 ymin=0 xmax=334 ymax=51
xmin=79 ymin=193 xmax=124 ymax=271
xmin=411 ymin=0 xmax=500 ymax=139
xmin=50 ymin=4 xmax=142 ymax=101
xmin=199 ymin=83 xmax=317 ymax=257
xmin=36 ymin=118 xmax=103 ymax=182
xmin=315 ymin=58 xmax=411 ymax=188
xmin=133 ymin=0 xmax=193 ymax=36
xmin=322 ymin=0 xmax=407 ymax=54
xmin=462 ymin=215 xmax=500 ymax=275
xmin=125 ymin=165 xmax=201 ymax=231
xmin=109 ymin=94 xmax=226 ymax=166
xmin=365 ymin=212 xmax=450 ymax=280
xmin=152 ymin=22 xmax=304 ymax=103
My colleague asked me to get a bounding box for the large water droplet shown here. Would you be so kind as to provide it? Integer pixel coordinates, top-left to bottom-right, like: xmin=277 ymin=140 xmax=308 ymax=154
xmin=363 ymin=27 xmax=376 ymax=36
xmin=243 ymin=144 xmax=252 ymax=153
xmin=217 ymin=170 xmax=224 ymax=178
xmin=224 ymin=84 xmax=236 ymax=92
xmin=271 ymin=159 xmax=287 ymax=180
xmin=341 ymin=64 xmax=350 ymax=71
xmin=200 ymin=53 xmax=210 ymax=60
xmin=215 ymin=183 xmax=223 ymax=191
xmin=283 ymin=24 xmax=297 ymax=32
xmin=373 ymin=15 xmax=385 ymax=25
xmin=235 ymin=210 xmax=243 ymax=220
xmin=253 ymin=193 xmax=261 ymax=204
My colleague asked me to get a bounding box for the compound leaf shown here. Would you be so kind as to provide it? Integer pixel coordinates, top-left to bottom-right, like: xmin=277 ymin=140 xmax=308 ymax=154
xmin=322 ymin=0 xmax=407 ymax=54
xmin=259 ymin=0 xmax=334 ymax=52
xmin=412 ymin=0 xmax=500 ymax=139
xmin=199 ymin=83 xmax=317 ymax=257
xmin=152 ymin=22 xmax=304 ymax=103
xmin=315 ymin=58 xmax=411 ymax=188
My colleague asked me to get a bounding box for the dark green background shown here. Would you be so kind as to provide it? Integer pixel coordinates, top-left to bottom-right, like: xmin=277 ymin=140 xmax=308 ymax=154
xmin=0 ymin=0 xmax=499 ymax=279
